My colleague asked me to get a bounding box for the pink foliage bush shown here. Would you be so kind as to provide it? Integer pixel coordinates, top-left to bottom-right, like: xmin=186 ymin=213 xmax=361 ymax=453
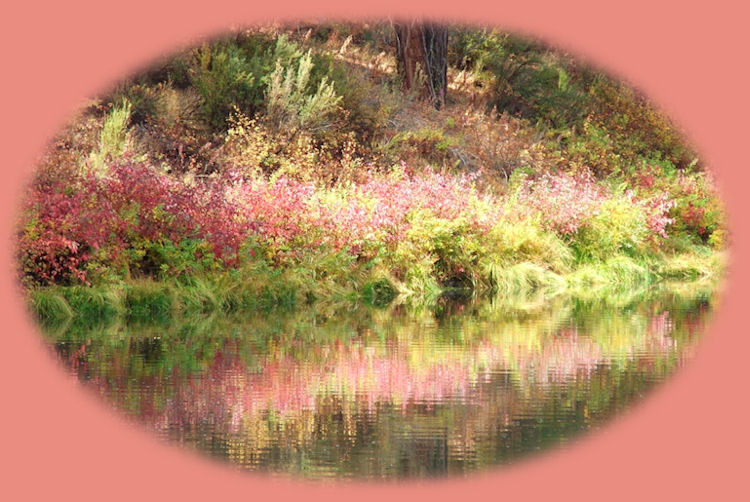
xmin=228 ymin=167 xmax=500 ymax=260
xmin=635 ymin=192 xmax=675 ymax=239
xmin=513 ymin=171 xmax=608 ymax=235
xmin=513 ymin=171 xmax=674 ymax=244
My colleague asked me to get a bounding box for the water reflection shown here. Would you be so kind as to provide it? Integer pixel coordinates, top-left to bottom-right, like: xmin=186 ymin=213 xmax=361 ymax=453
xmin=44 ymin=284 xmax=715 ymax=479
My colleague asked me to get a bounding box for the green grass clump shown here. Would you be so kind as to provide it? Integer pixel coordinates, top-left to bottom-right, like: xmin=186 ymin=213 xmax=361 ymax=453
xmin=484 ymin=262 xmax=566 ymax=296
xmin=482 ymin=218 xmax=573 ymax=274
xmin=656 ymin=251 xmax=724 ymax=281
xmin=124 ymin=282 xmax=173 ymax=323
xmin=60 ymin=286 xmax=122 ymax=322
xmin=172 ymin=275 xmax=234 ymax=314
xmin=89 ymin=99 xmax=132 ymax=174
xmin=29 ymin=288 xmax=73 ymax=325
xmin=361 ymin=278 xmax=397 ymax=308
xmin=567 ymin=256 xmax=653 ymax=290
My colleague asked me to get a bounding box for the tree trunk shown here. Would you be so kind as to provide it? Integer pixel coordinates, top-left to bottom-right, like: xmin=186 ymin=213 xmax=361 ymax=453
xmin=393 ymin=21 xmax=448 ymax=110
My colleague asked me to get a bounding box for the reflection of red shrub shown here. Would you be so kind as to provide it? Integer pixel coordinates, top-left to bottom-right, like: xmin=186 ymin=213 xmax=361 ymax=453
xmin=85 ymin=313 xmax=677 ymax=430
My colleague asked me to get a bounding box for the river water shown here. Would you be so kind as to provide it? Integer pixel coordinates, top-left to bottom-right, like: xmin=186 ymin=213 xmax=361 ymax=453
xmin=42 ymin=283 xmax=716 ymax=479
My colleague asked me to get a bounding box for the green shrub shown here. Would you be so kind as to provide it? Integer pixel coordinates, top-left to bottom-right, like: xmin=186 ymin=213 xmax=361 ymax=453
xmin=115 ymin=83 xmax=158 ymax=125
xmin=265 ymin=50 xmax=342 ymax=134
xmin=570 ymin=195 xmax=649 ymax=262
xmin=190 ymin=34 xmax=344 ymax=132
xmin=324 ymin=58 xmax=391 ymax=141
xmin=391 ymin=212 xmax=479 ymax=288
xmin=139 ymin=239 xmax=222 ymax=279
xmin=361 ymin=278 xmax=397 ymax=307
xmin=563 ymin=121 xmax=624 ymax=177
xmin=191 ymin=41 xmax=268 ymax=129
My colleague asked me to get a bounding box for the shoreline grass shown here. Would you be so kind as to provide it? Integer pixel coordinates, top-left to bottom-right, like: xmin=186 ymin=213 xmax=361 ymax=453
xmin=27 ymin=249 xmax=725 ymax=327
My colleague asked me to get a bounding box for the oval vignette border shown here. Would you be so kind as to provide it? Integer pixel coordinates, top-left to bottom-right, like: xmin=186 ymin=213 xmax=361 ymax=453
xmin=1 ymin=1 xmax=747 ymax=501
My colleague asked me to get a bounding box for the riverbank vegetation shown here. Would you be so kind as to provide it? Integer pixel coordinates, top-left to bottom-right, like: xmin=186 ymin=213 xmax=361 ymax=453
xmin=18 ymin=22 xmax=726 ymax=323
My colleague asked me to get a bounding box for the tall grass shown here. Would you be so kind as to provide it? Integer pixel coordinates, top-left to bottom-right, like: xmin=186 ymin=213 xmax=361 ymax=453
xmin=29 ymin=288 xmax=73 ymax=325
xmin=26 ymin=246 xmax=724 ymax=328
xmin=88 ymin=99 xmax=132 ymax=174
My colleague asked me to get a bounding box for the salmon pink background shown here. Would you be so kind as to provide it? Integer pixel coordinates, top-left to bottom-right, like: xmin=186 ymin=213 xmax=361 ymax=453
xmin=1 ymin=1 xmax=748 ymax=500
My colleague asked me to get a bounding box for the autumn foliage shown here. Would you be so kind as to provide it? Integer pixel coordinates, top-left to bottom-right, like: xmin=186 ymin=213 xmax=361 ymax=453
xmin=19 ymin=159 xmax=681 ymax=288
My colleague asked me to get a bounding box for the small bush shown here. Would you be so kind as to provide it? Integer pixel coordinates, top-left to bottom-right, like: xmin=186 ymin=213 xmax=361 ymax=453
xmin=571 ymin=195 xmax=649 ymax=261
xmin=382 ymin=127 xmax=453 ymax=167
xmin=190 ymin=41 xmax=268 ymax=129
xmin=265 ymin=50 xmax=342 ymax=134
xmin=667 ymin=171 xmax=724 ymax=244
xmin=511 ymin=171 xmax=607 ymax=236
xmin=628 ymin=163 xmax=724 ymax=245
